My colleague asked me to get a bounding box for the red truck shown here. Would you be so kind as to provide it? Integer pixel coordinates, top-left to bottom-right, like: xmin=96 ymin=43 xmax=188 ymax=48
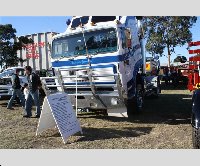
xmin=188 ymin=41 xmax=200 ymax=149
xmin=187 ymin=56 xmax=200 ymax=91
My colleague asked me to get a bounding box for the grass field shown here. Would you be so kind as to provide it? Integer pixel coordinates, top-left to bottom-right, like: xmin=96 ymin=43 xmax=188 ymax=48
xmin=0 ymin=83 xmax=193 ymax=149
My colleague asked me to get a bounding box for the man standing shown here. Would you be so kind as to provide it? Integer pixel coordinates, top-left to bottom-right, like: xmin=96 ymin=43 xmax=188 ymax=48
xmin=23 ymin=66 xmax=42 ymax=118
xmin=7 ymin=69 xmax=25 ymax=110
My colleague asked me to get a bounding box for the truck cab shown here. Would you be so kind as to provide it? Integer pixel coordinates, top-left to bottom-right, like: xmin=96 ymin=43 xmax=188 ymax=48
xmin=50 ymin=16 xmax=145 ymax=117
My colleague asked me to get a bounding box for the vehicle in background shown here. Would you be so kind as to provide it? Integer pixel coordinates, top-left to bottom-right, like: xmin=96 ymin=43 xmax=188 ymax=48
xmin=176 ymin=64 xmax=189 ymax=86
xmin=36 ymin=69 xmax=56 ymax=96
xmin=0 ymin=67 xmax=27 ymax=99
xmin=144 ymin=56 xmax=161 ymax=97
xmin=0 ymin=67 xmax=25 ymax=78
xmin=0 ymin=66 xmax=58 ymax=99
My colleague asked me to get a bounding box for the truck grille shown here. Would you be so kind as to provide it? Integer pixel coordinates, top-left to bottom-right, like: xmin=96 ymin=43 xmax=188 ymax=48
xmin=61 ymin=65 xmax=116 ymax=85
xmin=0 ymin=78 xmax=11 ymax=85
xmin=0 ymin=89 xmax=9 ymax=94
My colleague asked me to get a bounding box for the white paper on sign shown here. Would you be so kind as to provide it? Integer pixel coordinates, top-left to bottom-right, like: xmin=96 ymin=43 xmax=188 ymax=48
xmin=36 ymin=92 xmax=82 ymax=144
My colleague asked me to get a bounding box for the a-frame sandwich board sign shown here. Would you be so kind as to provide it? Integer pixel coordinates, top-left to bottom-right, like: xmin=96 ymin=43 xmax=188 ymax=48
xmin=36 ymin=92 xmax=82 ymax=144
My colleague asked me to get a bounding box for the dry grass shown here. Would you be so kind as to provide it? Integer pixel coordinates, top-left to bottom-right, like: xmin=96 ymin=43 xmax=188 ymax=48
xmin=0 ymin=83 xmax=193 ymax=149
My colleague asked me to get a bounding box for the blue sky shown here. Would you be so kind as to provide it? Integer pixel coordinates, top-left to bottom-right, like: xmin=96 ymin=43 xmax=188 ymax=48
xmin=0 ymin=16 xmax=70 ymax=35
xmin=0 ymin=16 xmax=200 ymax=65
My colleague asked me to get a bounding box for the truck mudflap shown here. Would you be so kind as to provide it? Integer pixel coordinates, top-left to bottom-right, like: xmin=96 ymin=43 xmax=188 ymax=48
xmin=107 ymin=107 xmax=128 ymax=117
xmin=191 ymin=89 xmax=200 ymax=128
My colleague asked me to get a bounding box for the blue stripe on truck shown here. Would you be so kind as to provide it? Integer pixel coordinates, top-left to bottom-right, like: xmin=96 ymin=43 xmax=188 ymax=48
xmin=52 ymin=55 xmax=124 ymax=67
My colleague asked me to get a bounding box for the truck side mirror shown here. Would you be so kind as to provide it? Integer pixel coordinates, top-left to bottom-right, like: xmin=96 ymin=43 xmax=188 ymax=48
xmin=127 ymin=39 xmax=132 ymax=49
xmin=125 ymin=28 xmax=132 ymax=48
xmin=66 ymin=19 xmax=71 ymax=26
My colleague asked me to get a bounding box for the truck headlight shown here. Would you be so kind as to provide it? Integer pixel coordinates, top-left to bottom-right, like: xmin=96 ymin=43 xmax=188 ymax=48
xmin=111 ymin=98 xmax=119 ymax=105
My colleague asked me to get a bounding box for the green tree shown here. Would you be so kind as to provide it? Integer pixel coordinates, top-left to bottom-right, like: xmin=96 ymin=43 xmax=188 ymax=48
xmin=174 ymin=55 xmax=187 ymax=63
xmin=143 ymin=16 xmax=197 ymax=67
xmin=0 ymin=24 xmax=33 ymax=69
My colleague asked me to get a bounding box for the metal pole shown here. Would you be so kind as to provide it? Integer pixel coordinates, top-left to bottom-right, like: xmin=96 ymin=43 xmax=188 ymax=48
xmin=76 ymin=70 xmax=78 ymax=116
xmin=57 ymin=69 xmax=64 ymax=92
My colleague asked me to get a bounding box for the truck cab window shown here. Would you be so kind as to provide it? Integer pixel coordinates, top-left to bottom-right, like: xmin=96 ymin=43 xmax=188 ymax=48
xmin=52 ymin=28 xmax=118 ymax=58
xmin=54 ymin=43 xmax=62 ymax=55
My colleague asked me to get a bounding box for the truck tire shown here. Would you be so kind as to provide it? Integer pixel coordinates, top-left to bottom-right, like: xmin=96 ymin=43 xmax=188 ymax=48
xmin=127 ymin=84 xmax=144 ymax=117
xmin=192 ymin=127 xmax=200 ymax=149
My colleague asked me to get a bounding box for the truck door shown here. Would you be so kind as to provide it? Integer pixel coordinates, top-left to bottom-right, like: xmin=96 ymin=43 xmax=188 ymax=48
xmin=120 ymin=27 xmax=134 ymax=91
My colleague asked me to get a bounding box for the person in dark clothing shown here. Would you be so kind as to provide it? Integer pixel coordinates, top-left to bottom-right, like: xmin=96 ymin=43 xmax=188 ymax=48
xmin=23 ymin=66 xmax=42 ymax=118
xmin=7 ymin=69 xmax=25 ymax=110
xmin=171 ymin=68 xmax=178 ymax=87
xmin=163 ymin=67 xmax=169 ymax=85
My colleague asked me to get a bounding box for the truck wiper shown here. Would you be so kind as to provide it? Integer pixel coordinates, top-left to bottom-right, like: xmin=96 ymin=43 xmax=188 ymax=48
xmin=90 ymin=50 xmax=99 ymax=55
xmin=55 ymin=55 xmax=65 ymax=61
xmin=68 ymin=57 xmax=75 ymax=61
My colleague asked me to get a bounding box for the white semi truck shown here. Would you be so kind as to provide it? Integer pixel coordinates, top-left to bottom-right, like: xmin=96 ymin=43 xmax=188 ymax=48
xmin=0 ymin=67 xmax=27 ymax=98
xmin=46 ymin=16 xmax=146 ymax=117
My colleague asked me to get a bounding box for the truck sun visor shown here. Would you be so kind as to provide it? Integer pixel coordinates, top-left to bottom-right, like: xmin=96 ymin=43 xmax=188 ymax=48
xmin=91 ymin=16 xmax=116 ymax=24
xmin=71 ymin=16 xmax=89 ymax=28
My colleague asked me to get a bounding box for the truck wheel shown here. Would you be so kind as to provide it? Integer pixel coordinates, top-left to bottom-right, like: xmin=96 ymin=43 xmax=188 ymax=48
xmin=127 ymin=84 xmax=144 ymax=117
xmin=192 ymin=127 xmax=200 ymax=149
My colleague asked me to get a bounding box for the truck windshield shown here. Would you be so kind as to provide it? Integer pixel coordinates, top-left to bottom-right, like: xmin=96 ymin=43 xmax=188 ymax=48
xmin=52 ymin=28 xmax=117 ymax=58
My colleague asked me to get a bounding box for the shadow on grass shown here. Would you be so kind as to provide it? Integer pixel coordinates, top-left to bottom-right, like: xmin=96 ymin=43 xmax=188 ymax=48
xmin=0 ymin=96 xmax=45 ymax=108
xmin=0 ymin=99 xmax=21 ymax=107
xmin=77 ymin=126 xmax=152 ymax=142
xmin=160 ymin=81 xmax=188 ymax=90
xmin=79 ymin=93 xmax=192 ymax=125
xmin=38 ymin=126 xmax=152 ymax=142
